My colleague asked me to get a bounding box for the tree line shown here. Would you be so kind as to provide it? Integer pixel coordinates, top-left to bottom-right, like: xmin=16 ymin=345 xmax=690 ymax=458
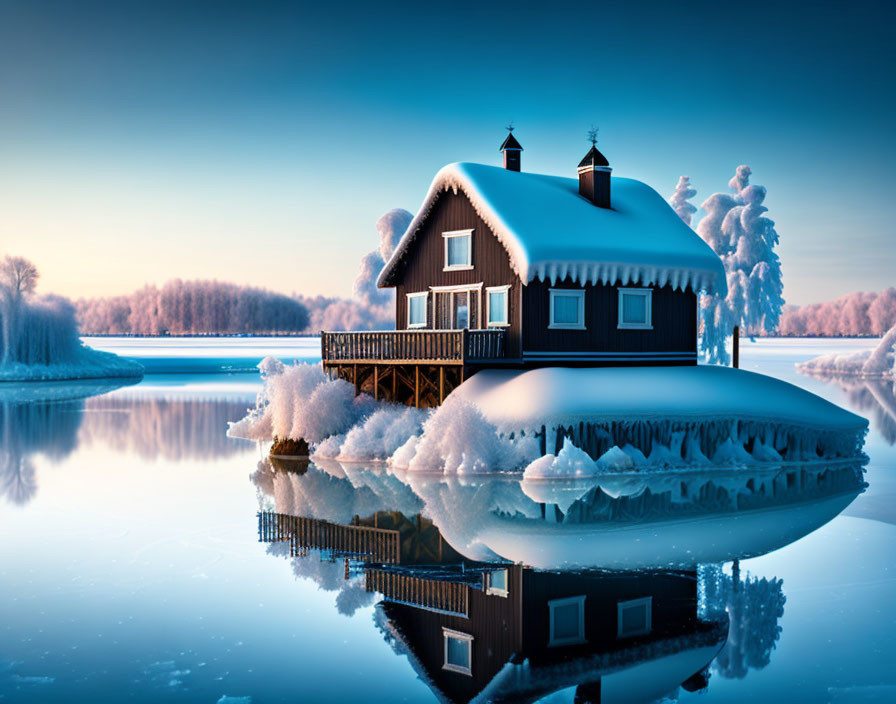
xmin=76 ymin=279 xmax=310 ymax=335
xmin=776 ymin=288 xmax=896 ymax=337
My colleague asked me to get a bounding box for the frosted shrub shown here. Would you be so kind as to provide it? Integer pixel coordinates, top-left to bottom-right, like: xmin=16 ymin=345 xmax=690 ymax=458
xmin=327 ymin=406 xmax=427 ymax=462
xmin=400 ymin=396 xmax=539 ymax=473
xmin=228 ymin=360 xmax=373 ymax=444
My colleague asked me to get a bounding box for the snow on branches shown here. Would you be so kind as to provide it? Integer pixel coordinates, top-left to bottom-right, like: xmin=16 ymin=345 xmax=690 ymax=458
xmin=696 ymin=166 xmax=785 ymax=364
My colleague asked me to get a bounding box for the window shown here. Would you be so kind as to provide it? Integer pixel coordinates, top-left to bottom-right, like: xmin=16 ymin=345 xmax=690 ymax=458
xmin=486 ymin=569 xmax=509 ymax=597
xmin=442 ymin=628 xmax=473 ymax=675
xmin=443 ymin=230 xmax=473 ymax=271
xmin=407 ymin=292 xmax=428 ymax=329
xmin=617 ymin=597 xmax=652 ymax=638
xmin=548 ymin=595 xmax=586 ymax=647
xmin=486 ymin=286 xmax=510 ymax=327
xmin=549 ymin=289 xmax=585 ymax=330
xmin=617 ymin=288 xmax=652 ymax=329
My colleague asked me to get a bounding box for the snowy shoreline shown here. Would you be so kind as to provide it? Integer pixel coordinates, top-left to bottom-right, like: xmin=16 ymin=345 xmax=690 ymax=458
xmin=0 ymin=347 xmax=144 ymax=382
xmin=229 ymin=358 xmax=867 ymax=476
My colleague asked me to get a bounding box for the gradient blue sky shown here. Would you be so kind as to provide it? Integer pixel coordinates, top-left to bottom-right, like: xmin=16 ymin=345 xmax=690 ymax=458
xmin=0 ymin=0 xmax=893 ymax=304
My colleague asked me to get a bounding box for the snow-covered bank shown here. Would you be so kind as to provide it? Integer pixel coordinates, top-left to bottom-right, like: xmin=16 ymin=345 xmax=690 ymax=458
xmin=797 ymin=326 xmax=896 ymax=379
xmin=0 ymin=346 xmax=144 ymax=381
xmin=453 ymin=366 xmax=867 ymax=468
xmin=230 ymin=358 xmax=866 ymax=475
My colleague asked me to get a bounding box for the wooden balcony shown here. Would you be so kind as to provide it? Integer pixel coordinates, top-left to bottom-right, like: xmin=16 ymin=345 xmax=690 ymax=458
xmin=321 ymin=328 xmax=506 ymax=366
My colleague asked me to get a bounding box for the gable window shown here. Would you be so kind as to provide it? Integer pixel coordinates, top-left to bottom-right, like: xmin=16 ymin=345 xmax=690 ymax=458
xmin=548 ymin=595 xmax=586 ymax=647
xmin=486 ymin=286 xmax=510 ymax=327
xmin=617 ymin=597 xmax=652 ymax=638
xmin=443 ymin=230 xmax=473 ymax=271
xmin=549 ymin=289 xmax=585 ymax=330
xmin=442 ymin=628 xmax=473 ymax=675
xmin=407 ymin=292 xmax=428 ymax=329
xmin=617 ymin=288 xmax=652 ymax=329
xmin=486 ymin=568 xmax=509 ymax=597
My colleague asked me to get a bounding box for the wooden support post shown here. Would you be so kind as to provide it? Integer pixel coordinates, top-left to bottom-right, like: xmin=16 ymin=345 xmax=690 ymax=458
xmin=373 ymin=365 xmax=379 ymax=401
xmin=732 ymin=325 xmax=740 ymax=369
xmin=414 ymin=365 xmax=420 ymax=408
xmin=391 ymin=365 xmax=397 ymax=401
xmin=353 ymin=364 xmax=359 ymax=395
xmin=439 ymin=366 xmax=445 ymax=404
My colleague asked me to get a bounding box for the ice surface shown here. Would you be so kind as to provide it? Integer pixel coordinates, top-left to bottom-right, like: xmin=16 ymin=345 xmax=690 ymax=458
xmin=378 ymin=162 xmax=726 ymax=295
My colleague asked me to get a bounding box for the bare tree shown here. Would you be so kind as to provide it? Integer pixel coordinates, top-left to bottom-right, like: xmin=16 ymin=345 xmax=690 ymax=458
xmin=0 ymin=255 xmax=40 ymax=365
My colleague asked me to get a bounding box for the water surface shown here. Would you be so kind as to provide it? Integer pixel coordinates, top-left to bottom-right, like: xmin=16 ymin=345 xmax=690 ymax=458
xmin=1 ymin=337 xmax=893 ymax=703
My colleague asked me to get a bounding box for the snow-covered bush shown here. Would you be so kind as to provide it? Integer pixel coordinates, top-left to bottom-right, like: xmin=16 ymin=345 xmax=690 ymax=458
xmin=396 ymin=396 xmax=539 ymax=474
xmin=324 ymin=405 xmax=427 ymax=462
xmin=697 ymin=167 xmax=785 ymax=364
xmin=228 ymin=359 xmax=375 ymax=444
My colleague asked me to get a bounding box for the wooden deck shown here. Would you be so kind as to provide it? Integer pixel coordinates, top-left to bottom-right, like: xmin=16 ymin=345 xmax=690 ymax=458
xmin=321 ymin=329 xmax=506 ymax=408
xmin=321 ymin=329 xmax=506 ymax=365
xmin=258 ymin=511 xmax=400 ymax=564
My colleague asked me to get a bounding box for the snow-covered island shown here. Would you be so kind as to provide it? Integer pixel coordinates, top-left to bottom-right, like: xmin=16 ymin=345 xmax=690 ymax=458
xmin=231 ymin=132 xmax=867 ymax=476
xmin=0 ymin=256 xmax=143 ymax=382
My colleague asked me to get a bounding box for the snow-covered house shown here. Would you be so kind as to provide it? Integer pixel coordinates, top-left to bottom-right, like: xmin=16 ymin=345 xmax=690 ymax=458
xmin=321 ymin=133 xmax=727 ymax=406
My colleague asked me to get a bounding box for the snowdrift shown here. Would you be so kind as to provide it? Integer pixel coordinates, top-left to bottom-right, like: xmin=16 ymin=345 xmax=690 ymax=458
xmin=0 ymin=346 xmax=144 ymax=382
xmin=450 ymin=366 xmax=867 ymax=466
xmin=797 ymin=326 xmax=895 ymax=379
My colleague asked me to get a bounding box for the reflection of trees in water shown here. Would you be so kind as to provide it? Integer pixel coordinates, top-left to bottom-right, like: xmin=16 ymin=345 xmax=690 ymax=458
xmin=802 ymin=373 xmax=896 ymax=445
xmin=702 ymin=563 xmax=786 ymax=679
xmin=79 ymin=395 xmax=253 ymax=461
xmin=0 ymin=398 xmax=84 ymax=505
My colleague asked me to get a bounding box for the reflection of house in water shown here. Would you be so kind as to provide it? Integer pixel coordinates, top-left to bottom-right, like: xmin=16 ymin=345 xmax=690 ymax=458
xmin=257 ymin=501 xmax=727 ymax=703
xmin=250 ymin=459 xmax=859 ymax=700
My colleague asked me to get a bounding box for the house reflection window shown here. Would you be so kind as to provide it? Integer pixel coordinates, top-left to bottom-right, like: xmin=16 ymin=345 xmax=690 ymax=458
xmin=548 ymin=595 xmax=586 ymax=647
xmin=617 ymin=596 xmax=652 ymax=638
xmin=486 ymin=568 xmax=509 ymax=597
xmin=442 ymin=628 xmax=473 ymax=676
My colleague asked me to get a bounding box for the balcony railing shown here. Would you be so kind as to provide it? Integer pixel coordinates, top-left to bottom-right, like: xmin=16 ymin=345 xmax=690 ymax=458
xmin=321 ymin=329 xmax=506 ymax=365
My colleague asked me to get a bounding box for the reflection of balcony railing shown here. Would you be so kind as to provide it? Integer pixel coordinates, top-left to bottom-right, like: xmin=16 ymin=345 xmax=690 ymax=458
xmin=365 ymin=568 xmax=469 ymax=617
xmin=321 ymin=329 xmax=506 ymax=365
xmin=258 ymin=512 xmax=400 ymax=564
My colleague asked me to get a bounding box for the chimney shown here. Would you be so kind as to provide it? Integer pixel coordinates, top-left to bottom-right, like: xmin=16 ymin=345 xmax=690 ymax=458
xmin=578 ymin=143 xmax=611 ymax=208
xmin=499 ymin=130 xmax=523 ymax=172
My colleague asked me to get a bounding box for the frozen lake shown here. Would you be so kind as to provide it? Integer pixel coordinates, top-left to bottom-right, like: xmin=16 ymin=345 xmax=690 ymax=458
xmin=1 ymin=337 xmax=894 ymax=703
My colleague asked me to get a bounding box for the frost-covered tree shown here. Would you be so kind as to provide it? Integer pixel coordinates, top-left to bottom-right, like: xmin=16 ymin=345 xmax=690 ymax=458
xmin=698 ymin=166 xmax=785 ymax=363
xmin=0 ymin=256 xmax=39 ymax=365
xmin=669 ymin=176 xmax=698 ymax=226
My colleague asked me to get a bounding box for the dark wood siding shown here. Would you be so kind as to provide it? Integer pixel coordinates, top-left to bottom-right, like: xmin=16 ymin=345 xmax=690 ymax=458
xmin=520 ymin=569 xmax=700 ymax=664
xmin=379 ymin=565 xmax=524 ymax=704
xmin=393 ymin=190 xmax=523 ymax=359
xmin=522 ymin=279 xmax=697 ymax=358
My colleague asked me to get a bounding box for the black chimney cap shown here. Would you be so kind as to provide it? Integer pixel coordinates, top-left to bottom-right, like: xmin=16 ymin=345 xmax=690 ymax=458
xmin=578 ymin=145 xmax=609 ymax=168
xmin=499 ymin=133 xmax=523 ymax=151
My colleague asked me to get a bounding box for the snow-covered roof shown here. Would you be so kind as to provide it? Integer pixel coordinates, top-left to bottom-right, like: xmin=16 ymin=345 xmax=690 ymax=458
xmin=378 ymin=162 xmax=727 ymax=295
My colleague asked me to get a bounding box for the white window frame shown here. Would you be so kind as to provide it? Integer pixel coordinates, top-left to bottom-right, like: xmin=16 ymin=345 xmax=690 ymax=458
xmin=442 ymin=230 xmax=474 ymax=271
xmin=485 ymin=568 xmax=509 ymax=597
xmin=617 ymin=596 xmax=652 ymax=638
xmin=617 ymin=287 xmax=653 ymax=330
xmin=442 ymin=627 xmax=473 ymax=676
xmin=549 ymin=289 xmax=586 ymax=330
xmin=548 ymin=595 xmax=587 ymax=647
xmin=406 ymin=291 xmax=428 ymax=329
xmin=485 ymin=285 xmax=511 ymax=328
